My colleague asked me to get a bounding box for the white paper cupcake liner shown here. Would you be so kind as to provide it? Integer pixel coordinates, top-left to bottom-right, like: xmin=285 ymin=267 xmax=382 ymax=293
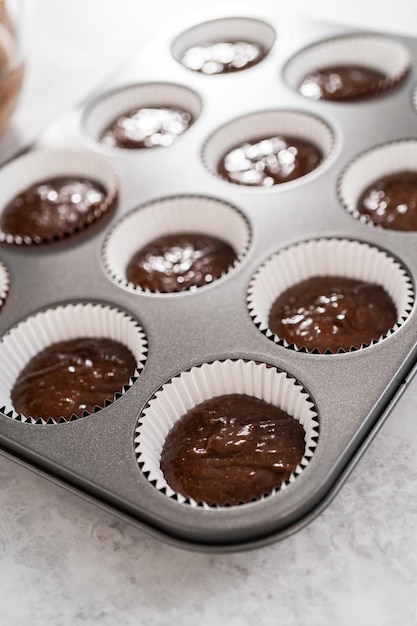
xmin=0 ymin=149 xmax=118 ymax=245
xmin=0 ymin=261 xmax=10 ymax=311
xmin=247 ymin=238 xmax=414 ymax=353
xmin=135 ymin=359 xmax=319 ymax=509
xmin=102 ymin=195 xmax=251 ymax=293
xmin=202 ymin=110 xmax=334 ymax=187
xmin=413 ymin=84 xmax=417 ymax=114
xmin=171 ymin=17 xmax=276 ymax=73
xmin=284 ymin=34 xmax=410 ymax=100
xmin=82 ymin=82 xmax=202 ymax=152
xmin=0 ymin=302 xmax=148 ymax=424
xmin=338 ymin=140 xmax=417 ymax=229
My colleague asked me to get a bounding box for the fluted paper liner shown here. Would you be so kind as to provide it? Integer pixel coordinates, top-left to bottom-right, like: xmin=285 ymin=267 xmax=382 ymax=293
xmin=284 ymin=34 xmax=410 ymax=100
xmin=247 ymin=238 xmax=413 ymax=353
xmin=102 ymin=195 xmax=251 ymax=293
xmin=82 ymin=82 xmax=202 ymax=151
xmin=202 ymin=110 xmax=334 ymax=186
xmin=413 ymin=84 xmax=417 ymax=114
xmin=0 ymin=149 xmax=118 ymax=245
xmin=0 ymin=303 xmax=147 ymax=424
xmin=0 ymin=261 xmax=10 ymax=310
xmin=171 ymin=16 xmax=275 ymax=72
xmin=338 ymin=140 xmax=417 ymax=230
xmin=135 ymin=359 xmax=319 ymax=508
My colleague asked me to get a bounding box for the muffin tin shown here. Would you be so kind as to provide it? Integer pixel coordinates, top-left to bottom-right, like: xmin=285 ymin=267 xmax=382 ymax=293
xmin=1 ymin=5 xmax=417 ymax=552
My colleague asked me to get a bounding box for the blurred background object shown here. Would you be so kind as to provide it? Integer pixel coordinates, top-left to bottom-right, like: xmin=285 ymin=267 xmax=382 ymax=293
xmin=0 ymin=0 xmax=24 ymax=136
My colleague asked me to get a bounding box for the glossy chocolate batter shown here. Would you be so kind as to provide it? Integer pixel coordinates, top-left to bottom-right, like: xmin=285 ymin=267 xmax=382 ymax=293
xmin=298 ymin=65 xmax=387 ymax=101
xmin=268 ymin=275 xmax=397 ymax=353
xmin=160 ymin=393 xmax=305 ymax=506
xmin=218 ymin=135 xmax=322 ymax=187
xmin=11 ymin=338 xmax=136 ymax=421
xmin=180 ymin=41 xmax=266 ymax=74
xmin=126 ymin=232 xmax=236 ymax=292
xmin=1 ymin=177 xmax=108 ymax=242
xmin=101 ymin=106 xmax=192 ymax=149
xmin=357 ymin=171 xmax=417 ymax=231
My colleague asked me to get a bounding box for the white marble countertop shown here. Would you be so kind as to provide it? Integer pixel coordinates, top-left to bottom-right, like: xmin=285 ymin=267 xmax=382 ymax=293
xmin=1 ymin=1 xmax=417 ymax=624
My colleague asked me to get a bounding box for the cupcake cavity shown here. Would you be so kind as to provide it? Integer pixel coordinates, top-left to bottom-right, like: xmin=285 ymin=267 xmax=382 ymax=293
xmin=171 ymin=17 xmax=275 ymax=74
xmin=102 ymin=196 xmax=250 ymax=294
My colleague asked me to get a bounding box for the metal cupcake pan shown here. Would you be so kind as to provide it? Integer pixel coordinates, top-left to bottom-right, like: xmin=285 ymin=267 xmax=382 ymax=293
xmin=1 ymin=5 xmax=417 ymax=552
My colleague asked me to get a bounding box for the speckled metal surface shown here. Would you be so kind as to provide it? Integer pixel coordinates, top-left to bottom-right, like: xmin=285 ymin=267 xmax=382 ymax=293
xmin=1 ymin=4 xmax=417 ymax=551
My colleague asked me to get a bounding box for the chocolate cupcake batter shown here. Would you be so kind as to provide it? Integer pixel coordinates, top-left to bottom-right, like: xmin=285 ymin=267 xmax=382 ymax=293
xmin=268 ymin=275 xmax=397 ymax=353
xmin=126 ymin=232 xmax=236 ymax=292
xmin=218 ymin=135 xmax=322 ymax=187
xmin=298 ymin=65 xmax=387 ymax=101
xmin=101 ymin=106 xmax=192 ymax=149
xmin=1 ymin=177 xmax=108 ymax=242
xmin=357 ymin=170 xmax=417 ymax=231
xmin=180 ymin=41 xmax=266 ymax=74
xmin=11 ymin=338 xmax=136 ymax=421
xmin=160 ymin=393 xmax=305 ymax=506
